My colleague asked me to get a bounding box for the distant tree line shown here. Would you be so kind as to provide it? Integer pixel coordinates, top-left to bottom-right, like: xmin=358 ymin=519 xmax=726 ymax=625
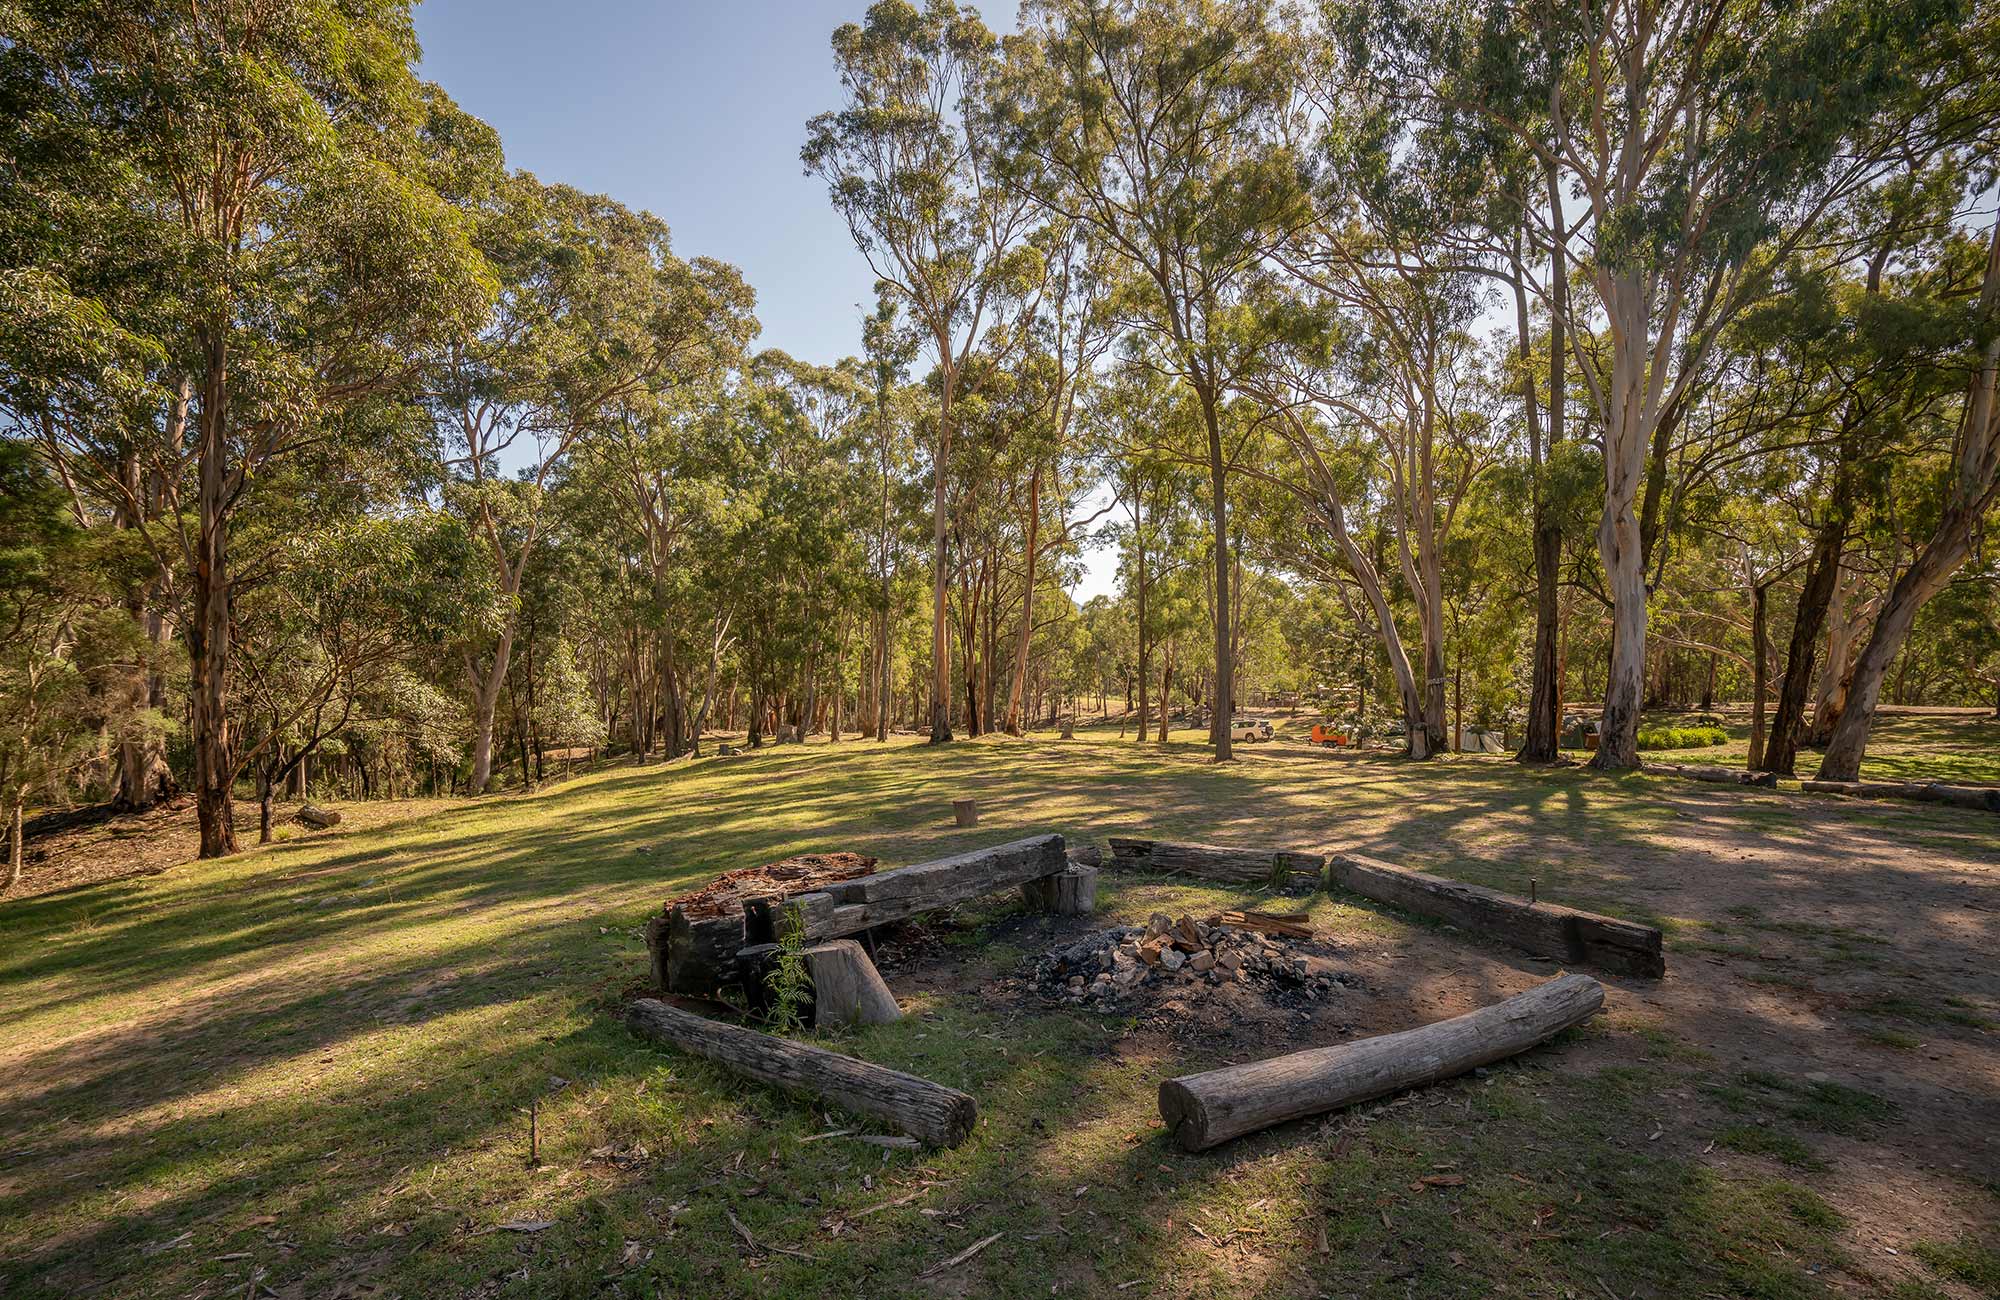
xmin=2 ymin=0 xmax=1995 ymax=872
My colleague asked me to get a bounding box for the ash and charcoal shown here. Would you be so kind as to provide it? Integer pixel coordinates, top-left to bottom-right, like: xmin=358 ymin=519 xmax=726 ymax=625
xmin=1033 ymin=912 xmax=1358 ymax=1012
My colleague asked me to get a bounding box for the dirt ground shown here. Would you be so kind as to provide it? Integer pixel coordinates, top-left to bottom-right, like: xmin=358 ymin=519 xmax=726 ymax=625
xmin=875 ymin=784 xmax=2000 ymax=1297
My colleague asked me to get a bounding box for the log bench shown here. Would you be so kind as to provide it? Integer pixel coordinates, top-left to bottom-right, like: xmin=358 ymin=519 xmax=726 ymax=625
xmin=649 ymin=833 xmax=1076 ymax=995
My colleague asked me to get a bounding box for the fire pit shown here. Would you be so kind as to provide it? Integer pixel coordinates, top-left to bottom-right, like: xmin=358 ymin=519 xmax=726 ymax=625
xmin=1033 ymin=911 xmax=1356 ymax=1011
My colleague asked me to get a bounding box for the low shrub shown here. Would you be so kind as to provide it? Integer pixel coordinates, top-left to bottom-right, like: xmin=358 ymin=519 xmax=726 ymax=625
xmin=1636 ymin=725 xmax=1729 ymax=750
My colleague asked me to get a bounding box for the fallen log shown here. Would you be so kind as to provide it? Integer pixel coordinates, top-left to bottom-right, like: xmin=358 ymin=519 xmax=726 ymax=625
xmin=1158 ymin=972 xmax=1604 ymax=1151
xmin=1800 ymin=779 xmax=2000 ymax=813
xmin=626 ymin=998 xmax=975 ymax=1147
xmin=296 ymin=804 xmax=342 ymax=828
xmin=1107 ymin=838 xmax=1327 ymax=887
xmin=1329 ymin=853 xmax=1664 ymax=979
xmin=1642 ymin=762 xmax=1778 ymax=789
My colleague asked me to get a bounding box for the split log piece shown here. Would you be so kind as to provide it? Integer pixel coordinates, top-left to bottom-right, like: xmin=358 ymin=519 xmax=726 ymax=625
xmin=802 ymin=939 xmax=901 ymax=1026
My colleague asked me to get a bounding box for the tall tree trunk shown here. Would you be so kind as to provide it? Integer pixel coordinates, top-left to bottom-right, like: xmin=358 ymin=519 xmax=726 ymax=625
xmin=1003 ymin=465 xmax=1041 ymax=735
xmin=258 ymin=772 xmax=274 ymax=846
xmin=1762 ymin=510 xmax=1846 ymax=775
xmin=928 ymin=369 xmax=956 ymax=745
xmin=1818 ymin=507 xmax=1985 ymax=779
xmin=1747 ymin=581 xmax=1771 ymax=771
xmin=1157 ymin=641 xmax=1172 ymax=743
xmin=1133 ymin=495 xmax=1150 ymax=746
xmin=190 ymin=337 xmax=237 ymax=858
xmin=1199 ymin=385 xmax=1235 ymax=760
xmin=1807 ymin=570 xmax=1858 ymax=745
xmin=466 ymin=621 xmax=515 ymax=796
xmin=1592 ymin=451 xmax=1649 ymax=771
xmin=1518 ymin=184 xmax=1567 ymax=764
xmin=1819 ymin=220 xmax=2000 ymax=779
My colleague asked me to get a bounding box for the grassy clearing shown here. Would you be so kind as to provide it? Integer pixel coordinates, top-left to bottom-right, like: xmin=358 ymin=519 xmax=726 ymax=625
xmin=1 ymin=731 xmax=1993 ymax=1298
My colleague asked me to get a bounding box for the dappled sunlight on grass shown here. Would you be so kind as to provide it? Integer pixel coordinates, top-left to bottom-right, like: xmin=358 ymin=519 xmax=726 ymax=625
xmin=3 ymin=730 xmax=1997 ymax=1297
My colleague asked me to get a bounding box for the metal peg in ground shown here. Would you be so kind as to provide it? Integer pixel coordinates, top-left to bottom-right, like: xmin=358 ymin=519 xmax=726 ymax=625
xmin=951 ymin=798 xmax=978 ymax=827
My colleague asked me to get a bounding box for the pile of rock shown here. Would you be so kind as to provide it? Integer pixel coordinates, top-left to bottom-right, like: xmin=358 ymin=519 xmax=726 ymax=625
xmin=1035 ymin=912 xmax=1349 ymax=1010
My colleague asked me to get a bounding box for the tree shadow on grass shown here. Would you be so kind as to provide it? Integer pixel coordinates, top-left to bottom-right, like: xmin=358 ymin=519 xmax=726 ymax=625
xmin=2 ymin=737 xmax=1996 ymax=1297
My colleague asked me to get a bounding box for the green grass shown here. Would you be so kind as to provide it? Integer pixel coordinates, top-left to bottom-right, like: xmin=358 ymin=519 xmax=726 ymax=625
xmin=0 ymin=731 xmax=1990 ymax=1298
xmin=1910 ymin=1236 xmax=2000 ymax=1292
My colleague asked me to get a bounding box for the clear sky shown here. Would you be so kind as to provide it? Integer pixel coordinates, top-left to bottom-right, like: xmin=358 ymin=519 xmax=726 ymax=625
xmin=412 ymin=0 xmax=969 ymax=369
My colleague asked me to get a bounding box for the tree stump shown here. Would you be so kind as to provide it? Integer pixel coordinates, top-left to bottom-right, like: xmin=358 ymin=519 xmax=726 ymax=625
xmin=803 ymin=939 xmax=902 ymax=1026
xmin=951 ymin=798 xmax=979 ymax=827
xmin=1022 ymin=864 xmax=1097 ymax=914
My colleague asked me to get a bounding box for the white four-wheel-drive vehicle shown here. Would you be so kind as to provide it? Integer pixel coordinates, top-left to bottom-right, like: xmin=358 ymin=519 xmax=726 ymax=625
xmin=1229 ymin=717 xmax=1273 ymax=742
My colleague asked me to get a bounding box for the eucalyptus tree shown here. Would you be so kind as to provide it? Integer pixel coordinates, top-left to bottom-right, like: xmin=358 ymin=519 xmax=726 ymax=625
xmin=1 ymin=3 xmax=495 ymax=854
xmin=429 ymin=173 xmax=753 ymax=792
xmin=804 ymin=0 xmax=1038 ymax=744
xmin=998 ymin=219 xmax=1117 ymax=735
xmin=1818 ymin=212 xmax=2000 ymax=777
xmin=1262 ymin=251 xmax=1506 ymax=757
xmin=232 ymin=510 xmax=493 ymax=840
xmin=0 ymin=445 xmax=116 ymax=882
xmin=860 ymin=291 xmax=922 ymax=741
xmin=992 ymin=0 xmax=1312 ymax=759
xmin=1349 ymin=0 xmax=1960 ymax=769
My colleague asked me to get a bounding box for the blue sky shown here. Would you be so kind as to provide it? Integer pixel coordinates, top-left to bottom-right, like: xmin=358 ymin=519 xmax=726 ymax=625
xmin=410 ymin=0 xmax=1117 ymax=598
xmin=413 ymin=0 xmax=963 ymax=368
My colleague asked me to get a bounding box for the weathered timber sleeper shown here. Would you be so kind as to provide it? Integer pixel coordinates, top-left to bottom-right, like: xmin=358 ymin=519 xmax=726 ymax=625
xmin=1158 ymin=973 xmax=1604 ymax=1150
xmin=652 ymin=833 xmax=1071 ymax=994
xmin=1107 ymin=838 xmax=1327 ymax=887
xmin=1329 ymin=853 xmax=1664 ymax=978
xmin=626 ymin=998 xmax=975 ymax=1146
